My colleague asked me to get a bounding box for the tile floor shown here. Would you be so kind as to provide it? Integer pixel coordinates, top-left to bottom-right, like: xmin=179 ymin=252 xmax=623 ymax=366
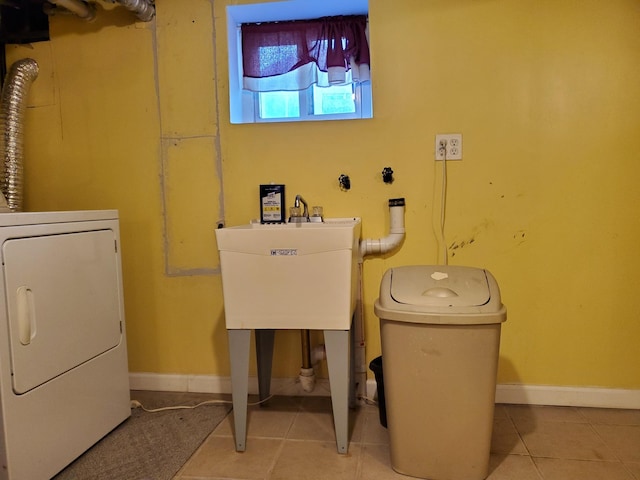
xmin=173 ymin=395 xmax=640 ymax=480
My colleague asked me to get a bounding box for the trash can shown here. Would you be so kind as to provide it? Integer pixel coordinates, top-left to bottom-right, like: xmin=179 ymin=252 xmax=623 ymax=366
xmin=368 ymin=356 xmax=387 ymax=428
xmin=374 ymin=265 xmax=507 ymax=480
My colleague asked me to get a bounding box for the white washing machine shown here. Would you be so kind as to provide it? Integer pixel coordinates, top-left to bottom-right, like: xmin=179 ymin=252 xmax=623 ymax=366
xmin=0 ymin=210 xmax=131 ymax=479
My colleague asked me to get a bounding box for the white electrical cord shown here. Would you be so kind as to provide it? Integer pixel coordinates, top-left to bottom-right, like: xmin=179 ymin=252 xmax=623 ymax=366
xmin=435 ymin=140 xmax=449 ymax=265
xmin=358 ymin=395 xmax=378 ymax=406
xmin=130 ymin=395 xmax=274 ymax=413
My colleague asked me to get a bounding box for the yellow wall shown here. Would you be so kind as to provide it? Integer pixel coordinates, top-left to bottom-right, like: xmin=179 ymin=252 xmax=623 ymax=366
xmin=6 ymin=0 xmax=640 ymax=389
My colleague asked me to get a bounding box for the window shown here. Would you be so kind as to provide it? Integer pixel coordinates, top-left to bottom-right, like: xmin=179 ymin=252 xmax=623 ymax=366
xmin=256 ymin=83 xmax=361 ymax=122
xmin=226 ymin=0 xmax=372 ymax=124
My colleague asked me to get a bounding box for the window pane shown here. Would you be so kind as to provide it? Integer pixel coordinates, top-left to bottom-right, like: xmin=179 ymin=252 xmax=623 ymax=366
xmin=312 ymin=84 xmax=356 ymax=115
xmin=258 ymin=91 xmax=300 ymax=119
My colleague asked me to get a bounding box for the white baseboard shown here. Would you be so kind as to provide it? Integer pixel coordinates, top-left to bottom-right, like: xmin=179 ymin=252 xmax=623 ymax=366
xmin=129 ymin=373 xmax=640 ymax=410
xmin=129 ymin=372 xmax=333 ymax=398
xmin=494 ymin=384 xmax=640 ymax=409
xmin=365 ymin=380 xmax=640 ymax=409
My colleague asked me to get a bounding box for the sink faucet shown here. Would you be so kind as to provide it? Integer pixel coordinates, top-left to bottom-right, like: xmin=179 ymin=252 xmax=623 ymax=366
xmin=294 ymin=194 xmax=309 ymax=221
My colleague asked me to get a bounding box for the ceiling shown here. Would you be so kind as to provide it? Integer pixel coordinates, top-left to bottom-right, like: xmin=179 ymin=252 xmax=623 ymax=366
xmin=0 ymin=0 xmax=50 ymax=44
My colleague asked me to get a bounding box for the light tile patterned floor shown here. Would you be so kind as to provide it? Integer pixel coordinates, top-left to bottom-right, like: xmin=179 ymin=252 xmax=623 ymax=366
xmin=174 ymin=396 xmax=640 ymax=480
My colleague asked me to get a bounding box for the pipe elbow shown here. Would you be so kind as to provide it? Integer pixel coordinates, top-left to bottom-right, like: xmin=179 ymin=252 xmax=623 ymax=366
xmin=381 ymin=232 xmax=405 ymax=252
xmin=359 ymin=232 xmax=405 ymax=257
xmin=49 ymin=0 xmax=96 ymax=21
xmin=359 ymin=198 xmax=406 ymax=258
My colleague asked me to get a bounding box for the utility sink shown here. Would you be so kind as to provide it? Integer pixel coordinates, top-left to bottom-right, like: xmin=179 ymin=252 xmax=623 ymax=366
xmin=215 ymin=218 xmax=361 ymax=330
xmin=216 ymin=217 xmax=362 ymax=455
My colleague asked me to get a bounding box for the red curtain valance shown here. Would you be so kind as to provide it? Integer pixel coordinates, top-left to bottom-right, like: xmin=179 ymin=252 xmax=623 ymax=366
xmin=241 ymin=15 xmax=369 ymax=87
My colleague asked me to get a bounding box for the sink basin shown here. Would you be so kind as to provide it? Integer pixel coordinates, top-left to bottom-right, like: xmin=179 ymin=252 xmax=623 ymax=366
xmin=215 ymin=218 xmax=361 ymax=330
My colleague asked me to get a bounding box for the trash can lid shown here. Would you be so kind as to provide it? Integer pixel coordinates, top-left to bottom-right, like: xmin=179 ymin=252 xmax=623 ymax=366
xmin=374 ymin=265 xmax=506 ymax=324
xmin=391 ymin=265 xmax=490 ymax=307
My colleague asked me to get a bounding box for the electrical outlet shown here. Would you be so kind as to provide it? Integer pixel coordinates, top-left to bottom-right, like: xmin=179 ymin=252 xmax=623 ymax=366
xmin=435 ymin=134 xmax=463 ymax=161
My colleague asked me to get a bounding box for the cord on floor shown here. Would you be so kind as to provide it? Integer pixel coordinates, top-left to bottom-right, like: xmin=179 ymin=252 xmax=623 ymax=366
xmin=130 ymin=395 xmax=274 ymax=413
xmin=358 ymin=395 xmax=378 ymax=406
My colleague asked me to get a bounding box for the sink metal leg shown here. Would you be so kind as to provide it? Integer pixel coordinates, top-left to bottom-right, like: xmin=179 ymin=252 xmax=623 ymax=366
xmin=228 ymin=329 xmax=251 ymax=452
xmin=324 ymin=329 xmax=350 ymax=454
xmin=255 ymin=329 xmax=275 ymax=403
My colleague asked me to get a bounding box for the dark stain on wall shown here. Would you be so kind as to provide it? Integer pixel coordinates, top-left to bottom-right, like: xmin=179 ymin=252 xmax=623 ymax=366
xmin=449 ymin=237 xmax=476 ymax=257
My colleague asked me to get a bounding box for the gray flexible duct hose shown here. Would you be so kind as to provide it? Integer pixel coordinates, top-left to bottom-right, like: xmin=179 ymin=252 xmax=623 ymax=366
xmin=116 ymin=0 xmax=155 ymax=22
xmin=0 ymin=58 xmax=39 ymax=212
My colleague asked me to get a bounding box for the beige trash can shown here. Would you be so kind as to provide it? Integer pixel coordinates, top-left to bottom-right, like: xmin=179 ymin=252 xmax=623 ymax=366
xmin=374 ymin=265 xmax=507 ymax=480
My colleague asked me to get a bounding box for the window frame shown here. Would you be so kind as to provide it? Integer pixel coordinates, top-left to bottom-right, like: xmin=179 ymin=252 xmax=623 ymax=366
xmin=226 ymin=0 xmax=370 ymax=125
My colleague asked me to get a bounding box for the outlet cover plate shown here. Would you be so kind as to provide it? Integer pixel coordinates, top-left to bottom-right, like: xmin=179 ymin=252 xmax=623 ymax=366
xmin=435 ymin=133 xmax=463 ymax=160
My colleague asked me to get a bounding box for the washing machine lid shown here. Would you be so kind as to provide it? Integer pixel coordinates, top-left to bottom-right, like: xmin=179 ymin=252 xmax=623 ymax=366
xmin=389 ymin=265 xmax=492 ymax=308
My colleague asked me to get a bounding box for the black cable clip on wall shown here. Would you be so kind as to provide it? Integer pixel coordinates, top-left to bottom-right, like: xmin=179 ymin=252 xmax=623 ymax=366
xmin=338 ymin=174 xmax=351 ymax=191
xmin=382 ymin=167 xmax=394 ymax=184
